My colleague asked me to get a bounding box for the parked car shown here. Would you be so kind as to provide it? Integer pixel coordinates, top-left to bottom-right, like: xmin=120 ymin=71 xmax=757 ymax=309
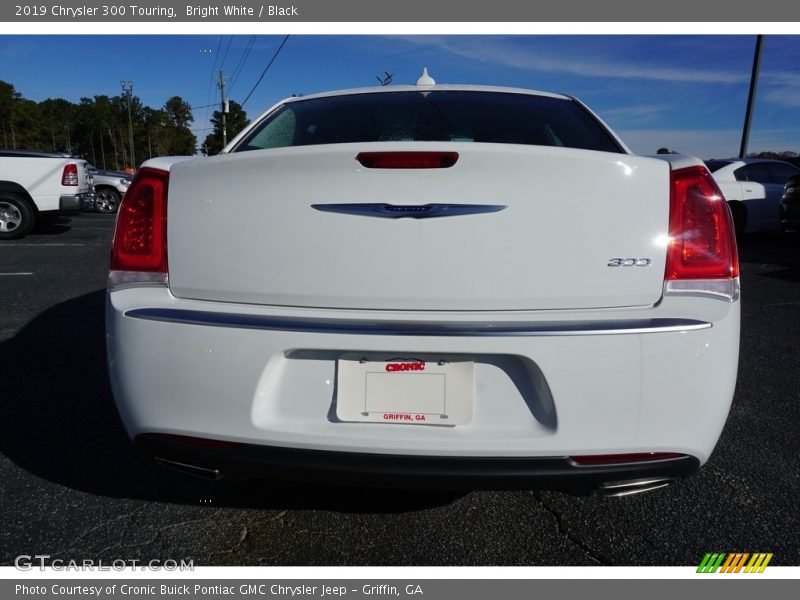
xmin=86 ymin=165 xmax=132 ymax=214
xmin=778 ymin=174 xmax=800 ymax=238
xmin=0 ymin=149 xmax=92 ymax=239
xmin=107 ymin=75 xmax=740 ymax=495
xmin=705 ymin=158 xmax=800 ymax=235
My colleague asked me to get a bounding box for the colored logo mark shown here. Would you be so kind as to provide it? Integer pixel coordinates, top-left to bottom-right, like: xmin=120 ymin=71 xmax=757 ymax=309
xmin=697 ymin=552 xmax=773 ymax=573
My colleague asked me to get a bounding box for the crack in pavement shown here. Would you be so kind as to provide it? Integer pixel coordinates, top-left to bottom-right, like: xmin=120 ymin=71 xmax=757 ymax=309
xmin=89 ymin=513 xmax=226 ymax=561
xmin=48 ymin=504 xmax=149 ymax=559
xmin=208 ymin=525 xmax=249 ymax=563
xmin=529 ymin=492 xmax=609 ymax=565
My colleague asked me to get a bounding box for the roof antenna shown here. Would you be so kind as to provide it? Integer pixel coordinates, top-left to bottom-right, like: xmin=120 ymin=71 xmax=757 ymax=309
xmin=416 ymin=67 xmax=436 ymax=86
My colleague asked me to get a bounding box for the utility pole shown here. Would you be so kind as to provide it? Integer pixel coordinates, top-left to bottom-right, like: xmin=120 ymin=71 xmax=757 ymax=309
xmin=119 ymin=128 xmax=127 ymax=168
xmin=100 ymin=131 xmax=106 ymax=169
xmin=50 ymin=111 xmax=56 ymax=151
xmin=143 ymin=112 xmax=153 ymax=159
xmin=121 ymin=80 xmax=135 ymax=168
xmin=739 ymin=35 xmax=764 ymax=159
xmin=108 ymin=127 xmax=118 ymax=170
xmin=218 ymin=70 xmax=228 ymax=147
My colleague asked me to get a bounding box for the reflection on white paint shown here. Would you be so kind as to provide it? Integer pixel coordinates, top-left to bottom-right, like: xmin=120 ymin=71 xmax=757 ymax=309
xmin=615 ymin=161 xmax=634 ymax=176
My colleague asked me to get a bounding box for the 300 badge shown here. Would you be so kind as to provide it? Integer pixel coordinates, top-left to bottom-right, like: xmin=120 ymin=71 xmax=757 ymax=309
xmin=608 ymin=257 xmax=653 ymax=267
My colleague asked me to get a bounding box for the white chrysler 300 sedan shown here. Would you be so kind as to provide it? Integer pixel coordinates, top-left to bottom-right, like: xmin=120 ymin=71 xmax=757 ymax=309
xmin=107 ymin=78 xmax=740 ymax=496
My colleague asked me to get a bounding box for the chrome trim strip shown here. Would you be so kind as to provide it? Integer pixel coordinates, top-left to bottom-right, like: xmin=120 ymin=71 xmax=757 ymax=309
xmin=108 ymin=271 xmax=168 ymax=292
xmin=599 ymin=478 xmax=675 ymax=497
xmin=311 ymin=203 xmax=507 ymax=219
xmin=664 ymin=278 xmax=740 ymax=303
xmin=600 ymin=477 xmax=676 ymax=491
xmin=154 ymin=458 xmax=223 ymax=481
xmin=125 ymin=309 xmax=711 ymax=337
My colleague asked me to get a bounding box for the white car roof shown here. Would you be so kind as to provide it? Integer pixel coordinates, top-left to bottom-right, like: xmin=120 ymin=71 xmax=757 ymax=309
xmin=280 ymin=84 xmax=571 ymax=105
xmin=707 ymin=157 xmax=799 ymax=179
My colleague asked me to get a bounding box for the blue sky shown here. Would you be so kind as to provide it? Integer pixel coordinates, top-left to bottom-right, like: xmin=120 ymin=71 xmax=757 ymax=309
xmin=1 ymin=34 xmax=799 ymax=158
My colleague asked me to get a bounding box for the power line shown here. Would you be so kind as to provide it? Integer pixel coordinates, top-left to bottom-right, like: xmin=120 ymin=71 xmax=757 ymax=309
xmin=230 ymin=35 xmax=256 ymax=91
xmin=189 ymin=102 xmax=219 ymax=110
xmin=201 ymin=35 xmax=224 ymax=131
xmin=241 ymin=35 xmax=290 ymax=108
xmin=229 ymin=35 xmax=256 ymax=95
xmin=206 ymin=36 xmax=223 ymax=93
xmin=219 ymin=35 xmax=234 ymax=71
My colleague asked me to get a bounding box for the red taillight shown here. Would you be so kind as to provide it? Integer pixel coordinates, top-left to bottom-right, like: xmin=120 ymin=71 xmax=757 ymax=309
xmin=570 ymin=453 xmax=684 ymax=466
xmin=356 ymin=151 xmax=459 ymax=169
xmin=61 ymin=163 xmax=79 ymax=186
xmin=110 ymin=167 xmax=168 ymax=273
xmin=665 ymin=166 xmax=739 ymax=280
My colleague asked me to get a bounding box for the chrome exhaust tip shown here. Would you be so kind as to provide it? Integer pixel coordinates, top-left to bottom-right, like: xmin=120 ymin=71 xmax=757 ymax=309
xmin=155 ymin=457 xmax=223 ymax=481
xmin=599 ymin=477 xmax=675 ymax=497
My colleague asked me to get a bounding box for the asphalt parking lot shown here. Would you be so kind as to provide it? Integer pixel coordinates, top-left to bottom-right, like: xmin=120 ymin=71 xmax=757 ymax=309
xmin=0 ymin=213 xmax=798 ymax=567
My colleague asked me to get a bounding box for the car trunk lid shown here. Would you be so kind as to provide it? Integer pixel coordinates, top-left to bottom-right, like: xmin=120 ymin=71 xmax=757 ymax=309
xmin=166 ymin=143 xmax=670 ymax=311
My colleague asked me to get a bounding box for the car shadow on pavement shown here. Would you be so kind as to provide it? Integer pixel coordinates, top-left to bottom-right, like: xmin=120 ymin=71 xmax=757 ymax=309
xmin=32 ymin=216 xmax=73 ymax=236
xmin=0 ymin=290 xmax=462 ymax=513
xmin=738 ymin=233 xmax=800 ymax=282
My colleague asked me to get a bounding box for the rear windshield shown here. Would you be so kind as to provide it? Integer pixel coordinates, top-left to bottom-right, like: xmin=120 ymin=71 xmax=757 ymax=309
xmin=704 ymin=160 xmax=734 ymax=173
xmin=233 ymin=91 xmax=624 ymax=154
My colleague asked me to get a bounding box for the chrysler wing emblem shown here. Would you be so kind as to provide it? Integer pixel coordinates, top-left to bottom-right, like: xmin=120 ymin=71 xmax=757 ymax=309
xmin=311 ymin=203 xmax=507 ymax=219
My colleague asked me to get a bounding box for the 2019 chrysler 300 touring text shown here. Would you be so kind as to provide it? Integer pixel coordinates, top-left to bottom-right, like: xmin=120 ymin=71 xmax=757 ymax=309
xmin=106 ymin=75 xmax=740 ymax=496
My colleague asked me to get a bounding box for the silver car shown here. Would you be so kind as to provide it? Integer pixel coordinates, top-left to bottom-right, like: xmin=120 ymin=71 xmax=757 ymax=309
xmin=87 ymin=165 xmax=132 ymax=214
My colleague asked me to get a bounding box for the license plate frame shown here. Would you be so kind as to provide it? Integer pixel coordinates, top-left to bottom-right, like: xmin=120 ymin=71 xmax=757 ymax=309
xmin=335 ymin=354 xmax=474 ymax=426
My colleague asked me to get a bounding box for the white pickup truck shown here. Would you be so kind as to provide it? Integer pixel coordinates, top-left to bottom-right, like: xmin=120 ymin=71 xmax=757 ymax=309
xmin=0 ymin=149 xmax=93 ymax=239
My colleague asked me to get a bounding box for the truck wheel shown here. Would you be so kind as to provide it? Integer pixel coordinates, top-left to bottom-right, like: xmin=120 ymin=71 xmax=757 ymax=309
xmin=0 ymin=195 xmax=35 ymax=240
xmin=94 ymin=188 xmax=121 ymax=214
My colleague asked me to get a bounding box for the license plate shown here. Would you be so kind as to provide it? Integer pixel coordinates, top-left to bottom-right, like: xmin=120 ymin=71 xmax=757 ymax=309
xmin=336 ymin=354 xmax=473 ymax=426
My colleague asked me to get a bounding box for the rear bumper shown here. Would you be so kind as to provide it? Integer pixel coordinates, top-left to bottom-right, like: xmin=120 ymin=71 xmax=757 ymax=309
xmin=135 ymin=433 xmax=700 ymax=493
xmin=59 ymin=192 xmax=93 ymax=212
xmin=107 ymin=286 xmax=739 ymax=485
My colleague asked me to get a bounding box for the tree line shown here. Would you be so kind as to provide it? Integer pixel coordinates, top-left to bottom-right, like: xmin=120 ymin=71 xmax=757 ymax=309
xmin=658 ymin=146 xmax=800 ymax=168
xmin=0 ymin=79 xmax=250 ymax=169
